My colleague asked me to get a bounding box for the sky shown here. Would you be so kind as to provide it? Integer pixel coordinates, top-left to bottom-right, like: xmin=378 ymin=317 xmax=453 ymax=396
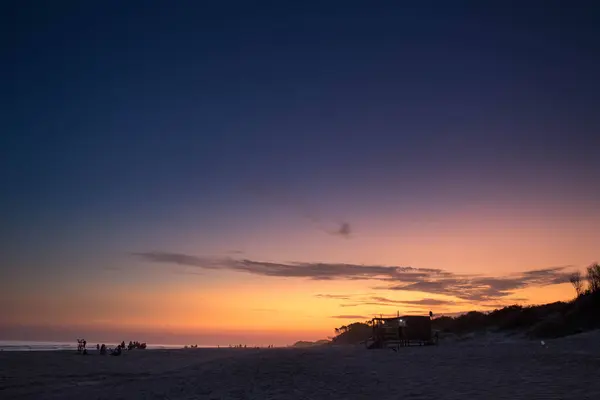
xmin=2 ymin=1 xmax=599 ymax=346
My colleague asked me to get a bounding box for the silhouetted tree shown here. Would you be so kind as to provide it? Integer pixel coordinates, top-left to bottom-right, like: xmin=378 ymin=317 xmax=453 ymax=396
xmin=586 ymin=263 xmax=600 ymax=293
xmin=569 ymin=271 xmax=584 ymax=297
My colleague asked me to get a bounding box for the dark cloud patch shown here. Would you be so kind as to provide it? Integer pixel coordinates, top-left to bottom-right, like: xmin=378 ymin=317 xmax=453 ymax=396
xmin=132 ymin=252 xmax=220 ymax=269
xmin=522 ymin=267 xmax=569 ymax=279
xmin=133 ymin=252 xmax=573 ymax=302
xmin=230 ymin=260 xmax=401 ymax=280
xmin=474 ymin=278 xmax=526 ymax=292
xmin=334 ymin=222 xmax=352 ymax=238
xmin=332 ymin=296 xmax=458 ymax=309
xmin=518 ymin=267 xmax=572 ymax=286
xmin=374 ymin=297 xmax=459 ymax=306
xmin=229 ymin=260 xmax=445 ymax=282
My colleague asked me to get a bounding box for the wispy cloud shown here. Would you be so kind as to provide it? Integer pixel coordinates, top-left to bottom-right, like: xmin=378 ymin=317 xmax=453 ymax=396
xmin=132 ymin=252 xmax=221 ymax=269
xmin=133 ymin=252 xmax=573 ymax=302
xmin=315 ymin=294 xmax=354 ymax=300
xmin=326 ymin=295 xmax=460 ymax=309
xmin=338 ymin=302 xmax=428 ymax=309
xmin=383 ymin=266 xmax=572 ymax=301
xmin=134 ymin=252 xmax=437 ymax=280
xmin=371 ymin=296 xmax=459 ymax=306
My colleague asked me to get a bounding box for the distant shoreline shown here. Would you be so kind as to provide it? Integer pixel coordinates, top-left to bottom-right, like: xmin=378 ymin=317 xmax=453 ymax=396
xmin=0 ymin=340 xmax=287 ymax=352
xmin=0 ymin=340 xmax=195 ymax=352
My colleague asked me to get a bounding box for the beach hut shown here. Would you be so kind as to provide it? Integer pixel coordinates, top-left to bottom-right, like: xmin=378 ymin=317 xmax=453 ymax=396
xmin=366 ymin=314 xmax=436 ymax=350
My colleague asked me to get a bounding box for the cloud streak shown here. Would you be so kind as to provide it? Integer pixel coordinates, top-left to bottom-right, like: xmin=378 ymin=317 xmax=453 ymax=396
xmin=133 ymin=252 xmax=573 ymax=302
xmin=328 ymin=295 xmax=461 ymax=309
xmin=315 ymin=294 xmax=354 ymax=300
xmin=371 ymin=296 xmax=459 ymax=306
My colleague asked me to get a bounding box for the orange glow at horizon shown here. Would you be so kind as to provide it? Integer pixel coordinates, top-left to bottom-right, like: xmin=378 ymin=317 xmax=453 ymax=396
xmin=1 ymin=206 xmax=597 ymax=345
xmin=1 ymin=275 xmax=582 ymax=343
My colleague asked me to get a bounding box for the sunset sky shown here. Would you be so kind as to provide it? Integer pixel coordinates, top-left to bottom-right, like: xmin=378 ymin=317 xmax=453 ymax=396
xmin=2 ymin=1 xmax=599 ymax=346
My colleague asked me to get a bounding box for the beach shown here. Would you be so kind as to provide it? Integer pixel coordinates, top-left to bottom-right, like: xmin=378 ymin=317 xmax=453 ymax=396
xmin=2 ymin=333 xmax=600 ymax=399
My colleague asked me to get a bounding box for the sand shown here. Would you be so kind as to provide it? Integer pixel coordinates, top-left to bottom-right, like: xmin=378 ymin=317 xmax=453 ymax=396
xmin=2 ymin=333 xmax=600 ymax=399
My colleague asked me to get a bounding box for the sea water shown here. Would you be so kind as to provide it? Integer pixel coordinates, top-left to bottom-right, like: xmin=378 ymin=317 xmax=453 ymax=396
xmin=0 ymin=340 xmax=186 ymax=351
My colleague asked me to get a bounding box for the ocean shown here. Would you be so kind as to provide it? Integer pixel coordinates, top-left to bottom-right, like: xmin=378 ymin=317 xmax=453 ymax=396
xmin=0 ymin=340 xmax=187 ymax=351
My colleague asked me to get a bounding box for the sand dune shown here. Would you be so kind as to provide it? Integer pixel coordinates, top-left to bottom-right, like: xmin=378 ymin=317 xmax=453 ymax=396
xmin=2 ymin=333 xmax=600 ymax=399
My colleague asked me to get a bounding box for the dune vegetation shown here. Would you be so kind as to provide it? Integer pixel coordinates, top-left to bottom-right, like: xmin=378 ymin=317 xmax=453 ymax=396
xmin=328 ymin=263 xmax=600 ymax=345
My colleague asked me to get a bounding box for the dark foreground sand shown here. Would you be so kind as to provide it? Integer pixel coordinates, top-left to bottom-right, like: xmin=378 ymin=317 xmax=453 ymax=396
xmin=2 ymin=332 xmax=600 ymax=399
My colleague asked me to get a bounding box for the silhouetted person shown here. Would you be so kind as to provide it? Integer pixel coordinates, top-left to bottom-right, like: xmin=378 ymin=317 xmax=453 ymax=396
xmin=96 ymin=344 xmax=100 ymax=351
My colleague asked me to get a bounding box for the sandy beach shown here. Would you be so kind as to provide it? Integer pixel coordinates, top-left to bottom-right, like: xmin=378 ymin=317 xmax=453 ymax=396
xmin=1 ymin=332 xmax=600 ymax=400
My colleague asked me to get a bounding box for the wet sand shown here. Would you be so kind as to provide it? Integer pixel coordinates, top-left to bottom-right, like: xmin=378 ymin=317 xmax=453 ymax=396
xmin=1 ymin=332 xmax=600 ymax=399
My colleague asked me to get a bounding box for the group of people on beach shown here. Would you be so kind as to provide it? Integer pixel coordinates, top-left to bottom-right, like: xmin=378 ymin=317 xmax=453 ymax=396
xmin=76 ymin=339 xmax=87 ymax=354
xmin=77 ymin=339 xmax=147 ymax=356
xmin=225 ymin=344 xmax=274 ymax=349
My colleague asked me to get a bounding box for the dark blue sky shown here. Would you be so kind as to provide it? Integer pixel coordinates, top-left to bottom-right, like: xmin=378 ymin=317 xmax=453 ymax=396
xmin=2 ymin=1 xmax=599 ymax=280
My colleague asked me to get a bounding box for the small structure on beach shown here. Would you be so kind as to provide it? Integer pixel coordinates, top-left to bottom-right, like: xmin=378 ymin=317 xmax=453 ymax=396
xmin=365 ymin=314 xmax=437 ymax=350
